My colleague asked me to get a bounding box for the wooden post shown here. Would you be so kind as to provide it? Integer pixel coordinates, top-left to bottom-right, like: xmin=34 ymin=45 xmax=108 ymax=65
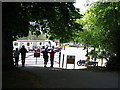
xmin=59 ymin=52 xmax=61 ymax=67
xmin=62 ymin=54 xmax=64 ymax=68
xmin=63 ymin=46 xmax=65 ymax=50
xmin=34 ymin=52 xmax=40 ymax=64
xmin=36 ymin=57 xmax=37 ymax=64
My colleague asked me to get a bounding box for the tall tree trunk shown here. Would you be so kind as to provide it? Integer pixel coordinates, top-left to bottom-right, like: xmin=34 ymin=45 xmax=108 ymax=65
xmin=113 ymin=4 xmax=120 ymax=63
xmin=2 ymin=30 xmax=15 ymax=70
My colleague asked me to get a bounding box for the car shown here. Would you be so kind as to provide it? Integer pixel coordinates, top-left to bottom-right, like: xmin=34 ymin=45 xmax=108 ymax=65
xmin=65 ymin=44 xmax=69 ymax=46
xmin=69 ymin=44 xmax=79 ymax=47
xmin=36 ymin=48 xmax=42 ymax=52
xmin=54 ymin=47 xmax=62 ymax=52
xmin=34 ymin=48 xmax=42 ymax=52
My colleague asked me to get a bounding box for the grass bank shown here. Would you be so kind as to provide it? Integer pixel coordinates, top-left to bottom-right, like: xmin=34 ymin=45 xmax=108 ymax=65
xmin=3 ymin=68 xmax=43 ymax=88
xmin=82 ymin=66 xmax=120 ymax=73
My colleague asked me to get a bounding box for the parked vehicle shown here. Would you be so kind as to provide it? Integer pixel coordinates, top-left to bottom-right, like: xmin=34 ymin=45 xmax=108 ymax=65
xmin=13 ymin=40 xmax=60 ymax=51
xmin=69 ymin=44 xmax=79 ymax=47
xmin=77 ymin=59 xmax=98 ymax=67
xmin=34 ymin=47 xmax=42 ymax=52
xmin=54 ymin=47 xmax=62 ymax=52
xmin=77 ymin=60 xmax=86 ymax=66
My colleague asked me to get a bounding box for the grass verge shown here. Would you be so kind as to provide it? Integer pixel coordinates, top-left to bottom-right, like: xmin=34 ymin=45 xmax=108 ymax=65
xmin=82 ymin=66 xmax=120 ymax=73
xmin=3 ymin=68 xmax=43 ymax=88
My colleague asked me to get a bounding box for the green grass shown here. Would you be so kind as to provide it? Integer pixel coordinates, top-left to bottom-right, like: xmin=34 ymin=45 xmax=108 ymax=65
xmin=65 ymin=46 xmax=78 ymax=48
xmin=82 ymin=66 xmax=120 ymax=73
xmin=3 ymin=68 xmax=43 ymax=88
xmin=63 ymin=43 xmax=73 ymax=45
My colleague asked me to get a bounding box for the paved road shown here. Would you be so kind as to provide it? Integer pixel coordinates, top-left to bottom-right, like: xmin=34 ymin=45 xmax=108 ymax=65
xmin=17 ymin=47 xmax=119 ymax=88
xmin=20 ymin=66 xmax=118 ymax=88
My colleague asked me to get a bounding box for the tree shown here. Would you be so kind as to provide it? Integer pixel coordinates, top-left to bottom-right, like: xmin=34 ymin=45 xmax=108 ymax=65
xmin=75 ymin=2 xmax=120 ymax=68
xmin=2 ymin=2 xmax=82 ymax=70
xmin=18 ymin=31 xmax=47 ymax=40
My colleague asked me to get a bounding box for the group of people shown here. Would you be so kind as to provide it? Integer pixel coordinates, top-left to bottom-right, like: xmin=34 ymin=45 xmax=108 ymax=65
xmin=13 ymin=45 xmax=27 ymax=67
xmin=41 ymin=48 xmax=56 ymax=67
xmin=13 ymin=45 xmax=56 ymax=68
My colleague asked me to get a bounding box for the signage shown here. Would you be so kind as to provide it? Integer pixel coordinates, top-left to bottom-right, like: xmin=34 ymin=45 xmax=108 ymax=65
xmin=34 ymin=52 xmax=40 ymax=57
xmin=66 ymin=55 xmax=75 ymax=69
xmin=67 ymin=55 xmax=75 ymax=64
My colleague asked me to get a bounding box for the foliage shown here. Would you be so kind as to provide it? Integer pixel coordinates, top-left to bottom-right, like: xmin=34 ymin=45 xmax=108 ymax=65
xmin=75 ymin=2 xmax=120 ymax=62
xmin=3 ymin=2 xmax=82 ymax=41
xmin=18 ymin=31 xmax=47 ymax=40
xmin=2 ymin=2 xmax=83 ymax=69
xmin=106 ymin=56 xmax=120 ymax=70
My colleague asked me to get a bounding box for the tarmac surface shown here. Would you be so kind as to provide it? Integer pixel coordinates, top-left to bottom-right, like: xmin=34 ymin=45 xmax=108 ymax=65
xmin=20 ymin=66 xmax=119 ymax=88
xmin=17 ymin=47 xmax=119 ymax=88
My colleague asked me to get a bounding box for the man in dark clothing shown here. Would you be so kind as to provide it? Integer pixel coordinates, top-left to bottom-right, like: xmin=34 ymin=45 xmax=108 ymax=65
xmin=20 ymin=45 xmax=27 ymax=67
xmin=49 ymin=49 xmax=56 ymax=67
xmin=41 ymin=48 xmax=49 ymax=67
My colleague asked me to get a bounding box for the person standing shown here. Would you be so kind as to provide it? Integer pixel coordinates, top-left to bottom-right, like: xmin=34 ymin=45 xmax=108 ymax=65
xmin=13 ymin=48 xmax=20 ymax=67
xmin=85 ymin=55 xmax=90 ymax=66
xmin=20 ymin=45 xmax=27 ymax=67
xmin=41 ymin=48 xmax=49 ymax=67
xmin=49 ymin=49 xmax=56 ymax=67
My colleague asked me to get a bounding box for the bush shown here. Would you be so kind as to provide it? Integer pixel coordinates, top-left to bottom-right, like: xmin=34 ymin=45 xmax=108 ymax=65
xmin=106 ymin=56 xmax=120 ymax=71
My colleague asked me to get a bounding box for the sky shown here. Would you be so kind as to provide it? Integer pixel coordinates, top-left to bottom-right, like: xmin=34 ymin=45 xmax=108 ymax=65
xmin=74 ymin=0 xmax=120 ymax=14
xmin=74 ymin=0 xmax=88 ymax=14
xmin=73 ymin=0 xmax=98 ymax=14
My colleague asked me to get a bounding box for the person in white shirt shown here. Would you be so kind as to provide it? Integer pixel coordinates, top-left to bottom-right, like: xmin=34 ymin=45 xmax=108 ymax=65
xmin=13 ymin=48 xmax=20 ymax=67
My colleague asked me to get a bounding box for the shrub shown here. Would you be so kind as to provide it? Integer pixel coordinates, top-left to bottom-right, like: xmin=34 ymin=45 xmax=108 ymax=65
xmin=106 ymin=56 xmax=120 ymax=71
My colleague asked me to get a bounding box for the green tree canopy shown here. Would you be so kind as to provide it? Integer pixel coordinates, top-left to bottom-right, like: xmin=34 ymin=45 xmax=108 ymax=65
xmin=76 ymin=2 xmax=120 ymax=55
xmin=3 ymin=2 xmax=82 ymax=40
xmin=2 ymin=2 xmax=83 ymax=69
xmin=74 ymin=2 xmax=120 ymax=69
